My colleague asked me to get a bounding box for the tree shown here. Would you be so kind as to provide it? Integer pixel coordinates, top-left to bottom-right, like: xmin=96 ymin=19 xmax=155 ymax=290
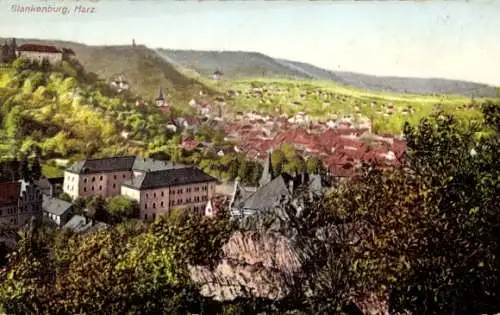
xmin=18 ymin=155 xmax=31 ymax=182
xmin=30 ymin=157 xmax=42 ymax=181
xmin=306 ymin=157 xmax=325 ymax=175
xmin=86 ymin=196 xmax=108 ymax=222
xmin=58 ymin=192 xmax=72 ymax=203
xmin=106 ymin=196 xmax=140 ymax=223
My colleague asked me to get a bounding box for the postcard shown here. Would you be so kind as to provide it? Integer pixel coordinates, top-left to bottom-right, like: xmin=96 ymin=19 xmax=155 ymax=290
xmin=0 ymin=1 xmax=499 ymax=314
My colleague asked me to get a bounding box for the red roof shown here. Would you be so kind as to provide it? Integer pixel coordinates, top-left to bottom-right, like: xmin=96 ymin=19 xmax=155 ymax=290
xmin=182 ymin=139 xmax=200 ymax=151
xmin=17 ymin=44 xmax=61 ymax=53
xmin=0 ymin=182 xmax=20 ymax=207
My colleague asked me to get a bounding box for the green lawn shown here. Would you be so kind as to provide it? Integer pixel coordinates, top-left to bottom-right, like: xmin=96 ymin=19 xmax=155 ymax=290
xmin=42 ymin=164 xmax=64 ymax=178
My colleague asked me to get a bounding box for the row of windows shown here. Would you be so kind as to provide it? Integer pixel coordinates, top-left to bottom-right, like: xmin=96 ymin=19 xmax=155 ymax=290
xmin=0 ymin=207 xmax=17 ymax=216
xmin=169 ymin=185 xmax=209 ymax=196
xmin=83 ymin=174 xmax=128 ymax=184
xmin=144 ymin=195 xmax=208 ymax=209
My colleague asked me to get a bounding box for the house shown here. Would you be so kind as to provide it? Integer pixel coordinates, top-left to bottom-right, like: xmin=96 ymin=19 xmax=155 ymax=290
xmin=18 ymin=180 xmax=43 ymax=226
xmin=62 ymin=215 xmax=108 ymax=234
xmin=0 ymin=181 xmax=43 ymax=228
xmin=34 ymin=176 xmax=64 ymax=197
xmin=111 ymin=74 xmax=129 ymax=92
xmin=16 ymin=44 xmax=63 ymax=63
xmin=205 ymin=195 xmax=225 ymax=217
xmin=120 ymin=167 xmax=218 ymax=221
xmin=0 ymin=182 xmax=21 ymax=228
xmin=63 ymin=156 xmax=186 ymax=200
xmin=165 ymin=120 xmax=178 ymax=133
xmin=212 ymin=70 xmax=223 ymax=80
xmin=42 ymin=196 xmax=73 ymax=226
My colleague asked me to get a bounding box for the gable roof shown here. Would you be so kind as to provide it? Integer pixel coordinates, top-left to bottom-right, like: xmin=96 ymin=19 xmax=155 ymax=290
xmin=122 ymin=167 xmax=217 ymax=190
xmin=240 ymin=174 xmax=292 ymax=211
xmin=132 ymin=157 xmax=184 ymax=173
xmin=67 ymin=156 xmax=136 ymax=174
xmin=17 ymin=44 xmax=61 ymax=53
xmin=0 ymin=182 xmax=21 ymax=207
xmin=63 ymin=215 xmax=108 ymax=234
xmin=42 ymin=196 xmax=73 ymax=216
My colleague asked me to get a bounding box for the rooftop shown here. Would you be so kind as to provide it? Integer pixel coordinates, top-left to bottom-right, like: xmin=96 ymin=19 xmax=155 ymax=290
xmin=42 ymin=196 xmax=73 ymax=216
xmin=17 ymin=44 xmax=61 ymax=53
xmin=122 ymin=167 xmax=217 ymax=190
xmin=66 ymin=156 xmax=181 ymax=175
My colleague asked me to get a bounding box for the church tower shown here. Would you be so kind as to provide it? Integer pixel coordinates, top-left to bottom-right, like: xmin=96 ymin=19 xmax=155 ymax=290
xmin=259 ymin=151 xmax=273 ymax=187
xmin=155 ymin=88 xmax=166 ymax=107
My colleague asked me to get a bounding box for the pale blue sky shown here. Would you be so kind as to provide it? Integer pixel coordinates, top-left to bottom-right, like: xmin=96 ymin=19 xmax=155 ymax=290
xmin=1 ymin=0 xmax=499 ymax=85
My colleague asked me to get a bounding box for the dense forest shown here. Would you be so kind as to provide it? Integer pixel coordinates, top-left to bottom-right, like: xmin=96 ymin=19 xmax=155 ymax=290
xmin=0 ymin=102 xmax=498 ymax=314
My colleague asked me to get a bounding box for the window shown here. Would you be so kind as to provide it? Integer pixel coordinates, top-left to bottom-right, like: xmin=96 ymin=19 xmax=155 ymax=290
xmin=161 ymin=201 xmax=164 ymax=207
xmin=171 ymin=190 xmax=175 ymax=195
xmin=146 ymin=193 xmax=149 ymax=198
xmin=100 ymin=176 xmax=103 ymax=181
xmin=123 ymin=174 xmax=126 ymax=178
xmin=91 ymin=186 xmax=95 ymax=191
xmin=113 ymin=184 xmax=116 ymax=188
xmin=144 ymin=214 xmax=148 ymax=220
xmin=84 ymin=178 xmax=87 ymax=183
xmin=161 ymin=191 xmax=164 ymax=197
xmin=114 ymin=175 xmax=117 ymax=180
xmin=99 ymin=186 xmax=102 ymax=190
xmin=145 ymin=203 xmax=148 ymax=209
xmin=153 ymin=203 xmax=156 ymax=209
xmin=84 ymin=187 xmax=87 ymax=192
xmin=178 ymin=199 xmax=182 ymax=204
xmin=92 ymin=177 xmax=95 ymax=182
xmin=152 ymin=213 xmax=156 ymax=220
xmin=154 ymin=193 xmax=156 ymax=198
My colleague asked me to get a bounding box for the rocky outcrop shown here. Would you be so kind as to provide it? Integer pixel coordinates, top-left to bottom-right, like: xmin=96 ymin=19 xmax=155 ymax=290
xmin=189 ymin=230 xmax=301 ymax=301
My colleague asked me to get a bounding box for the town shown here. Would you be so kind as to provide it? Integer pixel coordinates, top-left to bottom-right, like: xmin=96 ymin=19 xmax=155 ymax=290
xmin=0 ymin=5 xmax=499 ymax=312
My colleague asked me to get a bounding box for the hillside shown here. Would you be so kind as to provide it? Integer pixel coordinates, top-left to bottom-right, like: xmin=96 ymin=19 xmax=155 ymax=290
xmin=2 ymin=38 xmax=217 ymax=103
xmin=156 ymin=49 xmax=312 ymax=81
xmin=223 ymin=78 xmax=491 ymax=133
xmin=279 ymin=59 xmax=499 ymax=98
xmin=157 ymin=48 xmax=499 ymax=98
xmin=0 ymin=58 xmax=171 ymax=163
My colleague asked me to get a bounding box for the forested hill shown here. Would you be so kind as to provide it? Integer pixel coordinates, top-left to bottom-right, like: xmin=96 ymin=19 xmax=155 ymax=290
xmin=157 ymin=48 xmax=499 ymax=97
xmin=1 ymin=38 xmax=216 ymax=102
xmin=0 ymin=57 xmax=173 ymax=162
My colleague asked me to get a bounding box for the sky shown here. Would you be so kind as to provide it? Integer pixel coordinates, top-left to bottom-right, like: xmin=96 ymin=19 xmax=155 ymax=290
xmin=1 ymin=0 xmax=499 ymax=86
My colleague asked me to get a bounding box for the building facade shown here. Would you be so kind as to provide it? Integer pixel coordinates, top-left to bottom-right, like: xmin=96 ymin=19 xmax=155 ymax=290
xmin=64 ymin=156 xmax=217 ymax=221
xmin=0 ymin=181 xmax=43 ymax=228
xmin=121 ymin=167 xmax=217 ymax=221
xmin=15 ymin=43 xmax=76 ymax=64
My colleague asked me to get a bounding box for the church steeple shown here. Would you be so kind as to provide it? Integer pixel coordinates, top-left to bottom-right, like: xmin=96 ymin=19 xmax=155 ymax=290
xmin=155 ymin=88 xmax=166 ymax=107
xmin=259 ymin=150 xmax=273 ymax=187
